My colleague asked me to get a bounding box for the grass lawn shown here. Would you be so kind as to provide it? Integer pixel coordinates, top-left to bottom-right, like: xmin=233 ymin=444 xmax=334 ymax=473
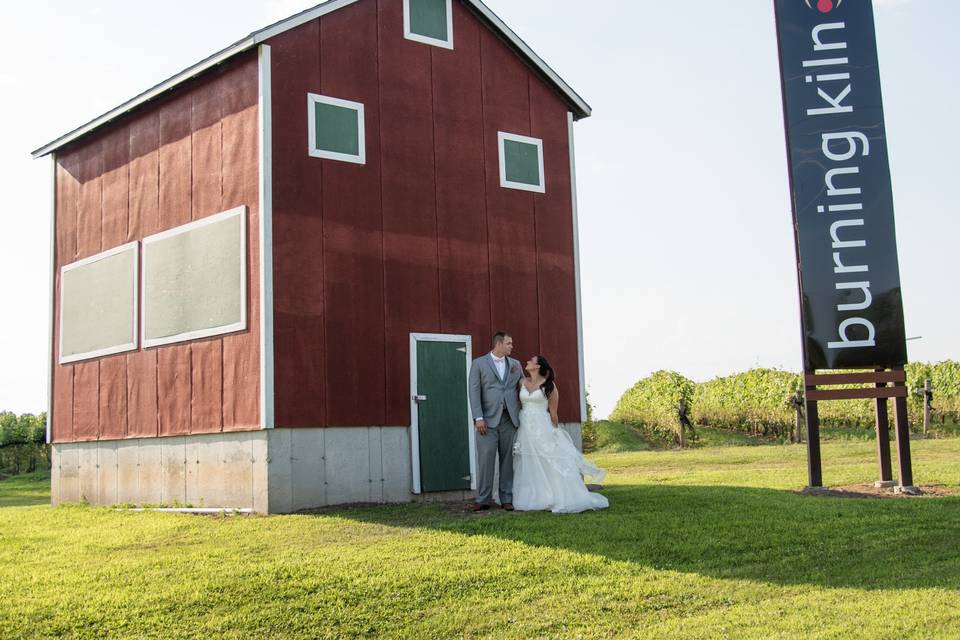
xmin=0 ymin=470 xmax=51 ymax=507
xmin=1 ymin=440 xmax=958 ymax=639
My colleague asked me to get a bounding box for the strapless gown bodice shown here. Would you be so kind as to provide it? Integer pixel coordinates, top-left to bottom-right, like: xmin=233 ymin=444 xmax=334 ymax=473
xmin=519 ymin=385 xmax=550 ymax=410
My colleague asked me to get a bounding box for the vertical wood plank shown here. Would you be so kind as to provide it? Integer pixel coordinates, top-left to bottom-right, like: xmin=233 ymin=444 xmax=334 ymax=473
xmin=222 ymin=53 xmax=261 ymax=431
xmin=157 ymin=93 xmax=193 ymax=436
xmin=271 ymin=21 xmax=326 ymax=427
xmin=190 ymin=79 xmax=225 ymax=434
xmin=433 ymin=2 xmax=490 ymax=360
xmin=72 ymin=142 xmax=103 ymax=441
xmin=480 ymin=29 xmax=540 ymax=361
xmin=52 ymin=156 xmax=80 ymax=442
xmin=530 ymin=79 xmax=580 ymax=422
xmin=379 ymin=0 xmax=440 ymax=426
xmin=99 ymin=126 xmax=131 ymax=440
xmin=126 ymin=111 xmax=160 ymax=438
xmin=157 ymin=348 xmax=191 ymax=436
xmin=321 ymin=3 xmax=386 ymax=426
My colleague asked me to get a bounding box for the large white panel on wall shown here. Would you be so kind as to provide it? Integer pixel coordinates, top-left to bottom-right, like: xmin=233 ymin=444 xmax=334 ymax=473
xmin=60 ymin=242 xmax=139 ymax=364
xmin=142 ymin=206 xmax=247 ymax=348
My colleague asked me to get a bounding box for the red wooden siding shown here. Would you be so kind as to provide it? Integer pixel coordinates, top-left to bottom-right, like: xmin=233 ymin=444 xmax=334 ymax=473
xmin=50 ymin=52 xmax=260 ymax=444
xmin=99 ymin=127 xmax=130 ymax=440
xmin=480 ymin=25 xmax=542 ymax=368
xmin=269 ymin=0 xmax=582 ymax=426
xmin=73 ymin=141 xmax=104 ymax=441
xmin=270 ymin=19 xmax=326 ymax=427
xmin=221 ymin=58 xmax=262 ymax=432
xmin=530 ymin=79 xmax=580 ymax=419
xmin=433 ymin=1 xmax=490 ymax=358
xmin=320 ymin=1 xmax=388 ymax=427
xmin=379 ymin=0 xmax=441 ymax=426
xmin=126 ymin=110 xmax=161 ymax=439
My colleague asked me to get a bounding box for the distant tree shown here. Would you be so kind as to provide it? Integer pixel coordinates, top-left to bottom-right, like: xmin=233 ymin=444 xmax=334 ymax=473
xmin=0 ymin=411 xmax=50 ymax=476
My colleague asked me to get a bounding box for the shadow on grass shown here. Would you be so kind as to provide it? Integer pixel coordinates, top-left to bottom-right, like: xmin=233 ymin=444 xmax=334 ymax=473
xmin=327 ymin=483 xmax=960 ymax=591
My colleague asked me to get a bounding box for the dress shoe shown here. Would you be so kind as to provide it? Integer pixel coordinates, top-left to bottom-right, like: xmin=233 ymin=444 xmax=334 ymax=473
xmin=465 ymin=502 xmax=490 ymax=512
xmin=501 ymin=503 xmax=514 ymax=511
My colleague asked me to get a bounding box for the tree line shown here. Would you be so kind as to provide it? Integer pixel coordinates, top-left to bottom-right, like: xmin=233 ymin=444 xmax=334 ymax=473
xmin=0 ymin=412 xmax=48 ymax=477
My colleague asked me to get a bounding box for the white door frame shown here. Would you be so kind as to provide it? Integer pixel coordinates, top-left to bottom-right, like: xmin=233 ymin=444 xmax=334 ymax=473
xmin=409 ymin=333 xmax=476 ymax=495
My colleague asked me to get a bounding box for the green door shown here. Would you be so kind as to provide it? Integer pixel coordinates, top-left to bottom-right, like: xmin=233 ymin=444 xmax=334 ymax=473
xmin=416 ymin=340 xmax=471 ymax=492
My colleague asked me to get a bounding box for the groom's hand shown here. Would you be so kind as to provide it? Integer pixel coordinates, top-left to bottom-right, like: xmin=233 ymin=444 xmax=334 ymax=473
xmin=474 ymin=419 xmax=487 ymax=435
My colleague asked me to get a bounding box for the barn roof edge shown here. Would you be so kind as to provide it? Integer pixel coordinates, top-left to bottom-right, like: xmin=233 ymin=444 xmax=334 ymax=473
xmin=31 ymin=0 xmax=591 ymax=159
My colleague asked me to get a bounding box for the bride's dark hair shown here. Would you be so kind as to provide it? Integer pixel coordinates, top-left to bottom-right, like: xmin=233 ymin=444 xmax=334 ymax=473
xmin=535 ymin=355 xmax=556 ymax=398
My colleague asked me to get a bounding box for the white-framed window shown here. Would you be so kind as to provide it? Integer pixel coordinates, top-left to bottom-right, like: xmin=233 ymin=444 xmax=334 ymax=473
xmin=498 ymin=131 xmax=546 ymax=193
xmin=307 ymin=93 xmax=366 ymax=165
xmin=403 ymin=0 xmax=454 ymax=49
xmin=59 ymin=242 xmax=139 ymax=364
xmin=142 ymin=206 xmax=247 ymax=349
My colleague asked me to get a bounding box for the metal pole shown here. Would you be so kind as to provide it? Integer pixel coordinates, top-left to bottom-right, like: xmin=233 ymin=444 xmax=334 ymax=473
xmin=874 ymin=370 xmax=893 ymax=487
xmin=923 ymin=378 xmax=932 ymax=436
xmin=805 ymin=388 xmax=822 ymax=488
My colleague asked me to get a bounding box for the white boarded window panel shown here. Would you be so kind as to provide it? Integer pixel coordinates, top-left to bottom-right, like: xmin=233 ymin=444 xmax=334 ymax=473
xmin=143 ymin=206 xmax=247 ymax=348
xmin=60 ymin=242 xmax=139 ymax=364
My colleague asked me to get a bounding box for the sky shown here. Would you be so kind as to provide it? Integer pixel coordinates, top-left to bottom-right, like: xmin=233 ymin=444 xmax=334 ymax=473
xmin=0 ymin=0 xmax=957 ymax=419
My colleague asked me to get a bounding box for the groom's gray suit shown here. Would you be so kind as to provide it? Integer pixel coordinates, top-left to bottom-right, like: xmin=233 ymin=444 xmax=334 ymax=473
xmin=469 ymin=353 xmax=522 ymax=505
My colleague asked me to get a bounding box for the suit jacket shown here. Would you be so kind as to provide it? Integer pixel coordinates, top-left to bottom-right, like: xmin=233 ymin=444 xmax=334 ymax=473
xmin=469 ymin=353 xmax=522 ymax=428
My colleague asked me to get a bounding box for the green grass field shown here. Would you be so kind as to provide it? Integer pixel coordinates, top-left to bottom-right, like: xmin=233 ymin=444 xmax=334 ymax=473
xmin=2 ymin=440 xmax=958 ymax=639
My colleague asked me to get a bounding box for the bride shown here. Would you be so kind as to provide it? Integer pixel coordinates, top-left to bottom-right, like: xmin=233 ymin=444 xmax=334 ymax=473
xmin=512 ymin=355 xmax=609 ymax=513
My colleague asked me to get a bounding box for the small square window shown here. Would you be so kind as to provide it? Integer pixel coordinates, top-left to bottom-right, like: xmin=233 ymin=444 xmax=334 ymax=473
xmin=404 ymin=0 xmax=454 ymax=49
xmin=307 ymin=93 xmax=366 ymax=165
xmin=498 ymin=132 xmax=545 ymax=193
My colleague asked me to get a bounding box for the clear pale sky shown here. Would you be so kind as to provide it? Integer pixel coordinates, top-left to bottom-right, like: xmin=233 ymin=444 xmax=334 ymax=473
xmin=1 ymin=0 xmax=956 ymax=419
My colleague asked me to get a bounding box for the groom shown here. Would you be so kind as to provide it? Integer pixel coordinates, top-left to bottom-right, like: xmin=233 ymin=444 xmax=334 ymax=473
xmin=467 ymin=331 xmax=522 ymax=512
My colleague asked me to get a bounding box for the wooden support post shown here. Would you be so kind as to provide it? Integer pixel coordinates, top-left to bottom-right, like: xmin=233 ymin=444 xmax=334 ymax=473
xmin=892 ymin=369 xmax=916 ymax=492
xmin=874 ymin=371 xmax=893 ymax=487
xmin=793 ymin=390 xmax=804 ymax=444
xmin=804 ymin=388 xmax=822 ymax=488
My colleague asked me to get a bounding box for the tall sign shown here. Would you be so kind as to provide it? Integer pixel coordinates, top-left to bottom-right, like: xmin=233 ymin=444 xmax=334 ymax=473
xmin=774 ymin=0 xmax=907 ymax=372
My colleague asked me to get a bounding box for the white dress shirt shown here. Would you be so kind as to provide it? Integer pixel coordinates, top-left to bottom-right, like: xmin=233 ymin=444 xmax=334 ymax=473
xmin=491 ymin=352 xmax=506 ymax=381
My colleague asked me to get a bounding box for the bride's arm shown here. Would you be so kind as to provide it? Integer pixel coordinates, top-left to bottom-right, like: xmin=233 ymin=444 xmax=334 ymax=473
xmin=549 ymin=388 xmax=560 ymax=427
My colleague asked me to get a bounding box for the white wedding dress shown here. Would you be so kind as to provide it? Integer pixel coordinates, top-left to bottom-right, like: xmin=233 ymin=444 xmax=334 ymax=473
xmin=512 ymin=386 xmax=609 ymax=513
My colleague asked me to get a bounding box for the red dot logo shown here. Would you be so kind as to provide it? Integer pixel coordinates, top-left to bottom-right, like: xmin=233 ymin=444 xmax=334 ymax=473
xmin=804 ymin=0 xmax=842 ymax=11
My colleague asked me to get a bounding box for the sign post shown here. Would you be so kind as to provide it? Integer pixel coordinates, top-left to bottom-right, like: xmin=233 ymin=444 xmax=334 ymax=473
xmin=773 ymin=0 xmax=915 ymax=492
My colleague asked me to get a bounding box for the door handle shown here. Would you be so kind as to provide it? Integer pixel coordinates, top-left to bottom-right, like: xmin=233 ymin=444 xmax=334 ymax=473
xmin=414 ymin=395 xmax=427 ymax=403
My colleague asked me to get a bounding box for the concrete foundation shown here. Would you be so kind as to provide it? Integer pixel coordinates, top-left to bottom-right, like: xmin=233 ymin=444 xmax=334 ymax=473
xmin=265 ymin=426 xmax=412 ymax=512
xmin=50 ymin=422 xmax=583 ymax=513
xmin=52 ymin=432 xmax=270 ymax=512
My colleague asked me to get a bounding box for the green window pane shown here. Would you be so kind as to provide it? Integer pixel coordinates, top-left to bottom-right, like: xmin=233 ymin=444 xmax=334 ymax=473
xmin=409 ymin=0 xmax=448 ymax=42
xmin=503 ymin=139 xmax=541 ymax=186
xmin=315 ymin=101 xmax=360 ymax=157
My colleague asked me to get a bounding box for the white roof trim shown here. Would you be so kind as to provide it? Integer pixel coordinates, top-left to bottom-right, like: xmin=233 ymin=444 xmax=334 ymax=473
xmin=31 ymin=0 xmax=589 ymax=159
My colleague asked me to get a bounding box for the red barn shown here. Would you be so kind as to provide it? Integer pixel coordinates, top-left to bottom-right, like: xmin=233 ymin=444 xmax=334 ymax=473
xmin=33 ymin=0 xmax=590 ymax=512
